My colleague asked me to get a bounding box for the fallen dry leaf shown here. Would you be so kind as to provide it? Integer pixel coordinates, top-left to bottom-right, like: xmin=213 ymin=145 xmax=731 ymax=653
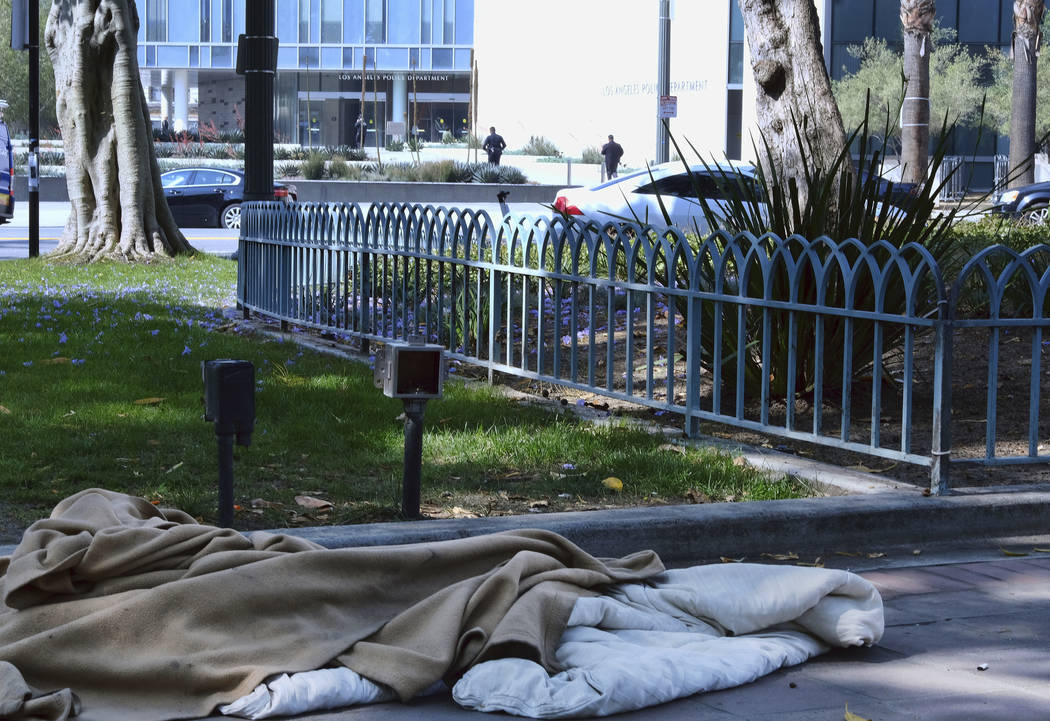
xmin=133 ymin=397 xmax=165 ymax=406
xmin=251 ymin=498 xmax=285 ymax=509
xmin=164 ymin=461 xmax=184 ymax=474
xmin=844 ymin=704 xmax=872 ymax=721
xmin=1000 ymin=548 xmax=1029 ymax=557
xmin=41 ymin=357 xmax=70 ymax=365
xmin=294 ymin=495 xmax=333 ymax=510
xmin=601 ymin=477 xmax=623 ymax=492
xmin=866 ymin=552 xmax=886 ymax=558
xmin=1033 ymin=548 xmax=1050 ymax=553
xmin=720 ymin=556 xmax=745 ymax=563
xmin=657 ymin=443 xmax=686 ymax=455
xmin=0 ymin=405 xmax=10 ymax=414
xmin=762 ymin=552 xmax=799 ymax=561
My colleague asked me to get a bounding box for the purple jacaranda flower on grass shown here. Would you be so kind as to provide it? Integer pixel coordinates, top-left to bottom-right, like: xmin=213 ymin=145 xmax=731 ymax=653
xmin=150 ymin=330 xmax=160 ymax=336
xmin=22 ymin=361 xmax=32 ymax=367
xmin=575 ymin=399 xmax=585 ymax=407
xmin=182 ymin=345 xmax=192 ymax=356
xmin=72 ymin=359 xmax=86 ymax=366
xmin=561 ymin=463 xmax=576 ymax=470
xmin=58 ymin=332 xmax=68 ymax=344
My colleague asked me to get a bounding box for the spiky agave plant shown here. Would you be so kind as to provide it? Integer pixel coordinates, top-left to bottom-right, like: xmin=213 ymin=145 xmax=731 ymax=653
xmin=657 ymin=96 xmax=964 ymax=403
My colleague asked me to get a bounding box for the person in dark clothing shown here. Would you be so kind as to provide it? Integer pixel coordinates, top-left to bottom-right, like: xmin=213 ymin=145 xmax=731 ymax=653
xmin=353 ymin=115 xmax=365 ymax=149
xmin=483 ymin=126 xmax=507 ymax=165
xmin=601 ymin=135 xmax=624 ymax=179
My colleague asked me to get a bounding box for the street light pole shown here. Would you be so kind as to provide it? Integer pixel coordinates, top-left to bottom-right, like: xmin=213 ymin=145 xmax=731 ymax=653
xmin=28 ymin=0 xmax=39 ymax=258
xmin=237 ymin=1 xmax=277 ymax=204
xmin=656 ymin=0 xmax=671 ymax=165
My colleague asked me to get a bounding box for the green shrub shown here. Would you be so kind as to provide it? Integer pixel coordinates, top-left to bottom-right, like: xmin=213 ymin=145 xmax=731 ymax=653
xmin=328 ymin=156 xmax=351 ymax=179
xmin=441 ymin=130 xmax=457 ymax=144
xmin=522 ymin=135 xmax=561 ymax=157
xmin=580 ymin=146 xmax=603 ymax=164
xmin=382 ymin=162 xmax=417 ymax=181
xmin=406 ymin=136 xmax=424 ymax=152
xmin=385 ymin=138 xmax=406 ymax=152
xmin=417 ymin=159 xmax=456 ymax=183
xmin=275 ymin=161 xmax=302 ymax=178
xmin=497 ymin=166 xmax=527 ymax=184
xmin=302 ymin=152 xmax=327 ymax=180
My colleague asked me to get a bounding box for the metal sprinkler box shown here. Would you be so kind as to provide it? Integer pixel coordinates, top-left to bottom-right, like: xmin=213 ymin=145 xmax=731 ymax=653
xmin=202 ymin=359 xmax=256 ymax=438
xmin=374 ymin=340 xmax=445 ymax=399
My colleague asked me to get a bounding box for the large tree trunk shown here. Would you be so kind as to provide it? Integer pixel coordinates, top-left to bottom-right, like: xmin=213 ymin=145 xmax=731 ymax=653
xmin=44 ymin=0 xmax=194 ymax=262
xmin=1008 ymin=0 xmax=1044 ymax=188
xmin=737 ymin=0 xmax=847 ymax=211
xmin=900 ymin=0 xmax=934 ymax=184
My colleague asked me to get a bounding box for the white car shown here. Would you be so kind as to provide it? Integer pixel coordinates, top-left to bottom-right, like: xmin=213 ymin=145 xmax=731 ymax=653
xmin=552 ymin=162 xmax=763 ymax=234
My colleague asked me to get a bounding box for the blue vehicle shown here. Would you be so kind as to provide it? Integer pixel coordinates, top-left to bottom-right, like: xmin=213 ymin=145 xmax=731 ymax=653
xmin=0 ymin=101 xmax=13 ymax=225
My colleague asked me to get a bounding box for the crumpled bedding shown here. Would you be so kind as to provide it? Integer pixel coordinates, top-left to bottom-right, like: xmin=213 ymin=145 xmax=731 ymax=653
xmin=221 ymin=563 xmax=883 ymax=718
xmin=0 ymin=489 xmax=662 ymax=721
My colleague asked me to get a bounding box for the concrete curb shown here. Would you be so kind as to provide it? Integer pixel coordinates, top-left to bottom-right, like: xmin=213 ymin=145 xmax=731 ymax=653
xmin=269 ymin=489 xmax=1050 ymax=567
xmin=3 ymin=490 xmax=1048 ymax=565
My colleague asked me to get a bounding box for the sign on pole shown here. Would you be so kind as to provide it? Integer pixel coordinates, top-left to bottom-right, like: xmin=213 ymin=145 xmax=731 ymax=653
xmin=658 ymin=95 xmax=677 ymax=119
xmin=10 ymin=0 xmax=29 ymax=50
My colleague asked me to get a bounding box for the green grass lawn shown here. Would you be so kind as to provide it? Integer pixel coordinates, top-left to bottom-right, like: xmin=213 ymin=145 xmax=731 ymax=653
xmin=0 ymin=255 xmax=809 ymax=537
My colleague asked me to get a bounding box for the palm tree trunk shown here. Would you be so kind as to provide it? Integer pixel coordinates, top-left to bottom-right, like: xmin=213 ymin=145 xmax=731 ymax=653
xmin=1008 ymin=0 xmax=1045 ymax=188
xmin=900 ymin=0 xmax=935 ymax=184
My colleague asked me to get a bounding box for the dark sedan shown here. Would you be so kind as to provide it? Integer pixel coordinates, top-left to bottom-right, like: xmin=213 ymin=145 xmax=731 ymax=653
xmin=160 ymin=168 xmax=297 ymax=230
xmin=992 ymin=181 xmax=1050 ymax=225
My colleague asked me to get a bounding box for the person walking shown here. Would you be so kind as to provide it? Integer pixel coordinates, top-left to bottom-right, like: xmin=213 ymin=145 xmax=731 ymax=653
xmin=601 ymin=134 xmax=624 ymax=179
xmin=483 ymin=126 xmax=507 ymax=165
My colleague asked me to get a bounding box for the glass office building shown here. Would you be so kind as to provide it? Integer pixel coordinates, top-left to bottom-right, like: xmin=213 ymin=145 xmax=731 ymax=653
xmin=138 ymin=0 xmax=475 ymax=146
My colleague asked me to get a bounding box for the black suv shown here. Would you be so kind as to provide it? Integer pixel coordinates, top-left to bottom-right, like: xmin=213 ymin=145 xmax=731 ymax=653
xmin=991 ymin=181 xmax=1050 ymax=225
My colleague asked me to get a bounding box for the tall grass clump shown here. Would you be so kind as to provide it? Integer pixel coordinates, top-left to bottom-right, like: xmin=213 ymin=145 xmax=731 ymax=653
xmin=301 ymin=152 xmax=327 ymax=180
xmin=522 ymin=135 xmax=561 ymax=157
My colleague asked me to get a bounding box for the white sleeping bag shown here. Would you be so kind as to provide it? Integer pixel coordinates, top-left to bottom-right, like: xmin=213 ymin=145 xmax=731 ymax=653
xmin=452 ymin=563 xmax=884 ymax=717
xmin=221 ymin=562 xmax=883 ymax=719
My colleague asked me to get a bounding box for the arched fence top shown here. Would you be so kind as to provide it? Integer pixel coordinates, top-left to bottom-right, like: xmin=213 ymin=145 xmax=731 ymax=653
xmin=951 ymin=243 xmax=1050 ymax=320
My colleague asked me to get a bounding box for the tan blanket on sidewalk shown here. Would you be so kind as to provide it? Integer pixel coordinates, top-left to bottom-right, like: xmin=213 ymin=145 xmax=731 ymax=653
xmin=0 ymin=489 xmax=663 ymax=721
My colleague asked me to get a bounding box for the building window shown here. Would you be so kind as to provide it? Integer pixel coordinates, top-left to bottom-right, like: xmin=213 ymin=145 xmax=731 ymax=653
xmin=168 ymin=1 xmax=197 ymax=42
xmin=421 ymin=0 xmax=431 ymax=44
xmin=366 ymin=0 xmax=386 ymax=43
xmin=146 ymin=0 xmax=166 ymax=41
xmin=727 ymin=0 xmax=743 ymax=84
xmin=389 ymin=0 xmax=420 ymax=43
xmin=276 ymin=0 xmax=297 ymax=43
xmin=344 ymin=0 xmax=365 ymax=42
xmin=299 ymin=47 xmax=320 ymax=68
xmin=300 ymin=0 xmax=310 ymax=42
xmin=220 ymin=0 xmax=233 ymax=43
xmin=454 ymin=0 xmax=472 ymax=44
xmin=200 ymin=0 xmax=210 ymax=41
xmin=322 ymin=0 xmax=342 ymax=42
xmin=443 ymin=0 xmax=453 ymax=44
xmin=433 ymin=48 xmax=452 ymax=68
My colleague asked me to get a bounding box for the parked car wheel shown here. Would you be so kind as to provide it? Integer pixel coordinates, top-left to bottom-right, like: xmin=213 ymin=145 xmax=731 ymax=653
xmin=1019 ymin=204 xmax=1049 ymax=226
xmin=221 ymin=203 xmax=241 ymax=230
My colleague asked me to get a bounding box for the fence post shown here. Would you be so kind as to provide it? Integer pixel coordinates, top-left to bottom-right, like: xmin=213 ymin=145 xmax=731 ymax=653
xmin=930 ymin=298 xmax=953 ymax=495
xmin=684 ymin=294 xmax=701 ymax=438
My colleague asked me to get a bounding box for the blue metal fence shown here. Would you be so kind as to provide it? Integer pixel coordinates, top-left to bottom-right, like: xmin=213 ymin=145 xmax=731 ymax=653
xmin=238 ymin=201 xmax=1050 ymax=494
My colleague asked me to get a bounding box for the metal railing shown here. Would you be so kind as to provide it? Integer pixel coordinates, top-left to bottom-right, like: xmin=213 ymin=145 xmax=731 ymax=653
xmin=238 ymin=202 xmax=1050 ymax=494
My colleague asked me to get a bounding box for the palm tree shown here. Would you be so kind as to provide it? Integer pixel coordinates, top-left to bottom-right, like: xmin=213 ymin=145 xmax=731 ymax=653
xmin=900 ymin=0 xmax=936 ymax=184
xmin=1008 ymin=0 xmax=1045 ymax=188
